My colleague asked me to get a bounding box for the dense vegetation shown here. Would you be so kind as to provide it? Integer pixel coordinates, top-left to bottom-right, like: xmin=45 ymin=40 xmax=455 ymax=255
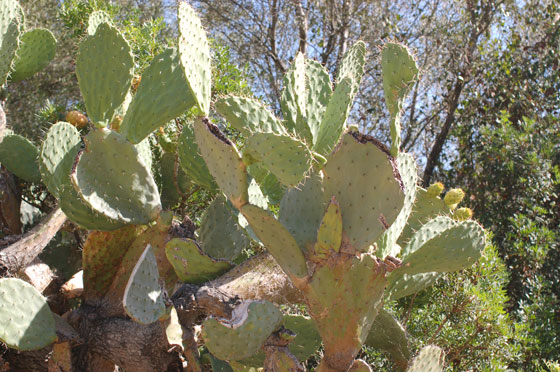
xmin=0 ymin=0 xmax=558 ymax=371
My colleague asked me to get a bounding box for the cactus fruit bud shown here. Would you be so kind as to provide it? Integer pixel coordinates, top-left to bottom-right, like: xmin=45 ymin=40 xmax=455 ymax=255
xmin=347 ymin=124 xmax=359 ymax=133
xmin=443 ymin=188 xmax=465 ymax=209
xmin=453 ymin=207 xmax=473 ymax=221
xmin=65 ymin=110 xmax=88 ymax=129
xmin=426 ymin=182 xmax=444 ymax=197
xmin=110 ymin=115 xmax=123 ymax=131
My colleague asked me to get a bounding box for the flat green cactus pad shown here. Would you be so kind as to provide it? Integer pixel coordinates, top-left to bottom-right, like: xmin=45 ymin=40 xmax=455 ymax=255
xmin=177 ymin=2 xmax=211 ymax=115
xmin=10 ymin=28 xmax=56 ymax=82
xmin=279 ymin=171 xmax=326 ymax=250
xmin=87 ymin=10 xmax=113 ymax=35
xmin=241 ymin=204 xmax=308 ymax=279
xmin=193 ymin=117 xmax=248 ymax=209
xmin=407 ymin=345 xmax=445 ymax=372
xmin=233 ymin=314 xmax=321 ymax=368
xmin=244 ymin=132 xmax=313 ymax=187
xmin=281 ymin=52 xmax=309 ymax=138
xmin=381 ymin=43 xmax=418 ymax=118
xmin=121 ymin=47 xmax=195 ymax=143
xmin=39 ymin=122 xmax=81 ymax=197
xmin=0 ymin=133 xmax=41 ymax=183
xmin=59 ymin=183 xmax=125 ymax=230
xmin=284 ymin=315 xmax=322 ymax=362
xmin=313 ymin=77 xmax=354 ymax=156
xmin=160 ymin=152 xmax=190 ymax=209
xmin=364 ymin=308 xmax=410 ymax=369
xmin=337 ymin=41 xmax=366 ymax=99
xmin=216 ymin=95 xmax=286 ymax=136
xmin=0 ymin=278 xmax=56 ymax=350
xmin=381 ymin=43 xmax=418 ymax=156
xmin=314 ymin=196 xmax=343 ymax=257
xmin=135 ymin=137 xmax=153 ymax=172
xmin=0 ymin=0 xmax=23 ymax=85
xmin=178 ymin=121 xmax=218 ymax=191
xmin=398 ymin=187 xmax=451 ymax=246
xmin=398 ymin=219 xmax=485 ymax=275
xmin=82 ymin=225 xmax=144 ymax=302
xmin=71 ymin=128 xmax=161 ymax=224
xmin=401 ymin=216 xmax=456 ymax=258
xmin=377 ymin=153 xmax=418 ymax=258
xmin=76 ymin=22 xmax=133 ymax=127
xmin=386 ymin=271 xmax=441 ymax=301
xmin=248 ymin=164 xmax=284 ymax=205
xmin=323 ymin=131 xmax=404 ymax=251
xmin=123 ymin=244 xmax=166 ymax=324
xmin=202 ymin=300 xmax=283 ymax=361
xmin=199 ymin=195 xmax=249 ymax=262
xmin=305 ymin=59 xmax=332 ymax=144
xmin=165 ymin=238 xmax=232 ymax=284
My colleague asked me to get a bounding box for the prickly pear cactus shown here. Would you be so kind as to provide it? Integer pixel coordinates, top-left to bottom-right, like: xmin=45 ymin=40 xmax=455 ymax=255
xmin=406 ymin=345 xmax=445 ymax=372
xmin=202 ymin=300 xmax=283 ymax=361
xmin=0 ymin=278 xmax=56 ymax=350
xmin=123 ymin=244 xmax=166 ymax=324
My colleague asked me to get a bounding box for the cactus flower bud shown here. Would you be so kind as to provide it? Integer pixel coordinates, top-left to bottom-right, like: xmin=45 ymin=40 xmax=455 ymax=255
xmin=65 ymin=111 xmax=88 ymax=129
xmin=426 ymin=182 xmax=444 ymax=197
xmin=444 ymin=188 xmax=465 ymax=209
xmin=453 ymin=207 xmax=473 ymax=221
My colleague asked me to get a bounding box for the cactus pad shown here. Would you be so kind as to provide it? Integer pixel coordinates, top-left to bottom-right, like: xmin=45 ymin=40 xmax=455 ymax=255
xmin=0 ymin=278 xmax=56 ymax=350
xmin=76 ymin=23 xmax=133 ymax=127
xmin=281 ymin=52 xmax=308 ymax=138
xmin=304 ymin=59 xmax=332 ymax=143
xmin=123 ymin=244 xmax=166 ymax=324
xmin=178 ymin=121 xmax=217 ymax=190
xmin=71 ymin=128 xmax=161 ymax=224
xmin=58 ymin=183 xmax=125 ymax=230
xmin=202 ymin=300 xmax=283 ymax=361
xmin=279 ymin=171 xmax=326 ymax=250
xmin=199 ymin=195 xmax=249 ymax=262
xmin=313 ymin=77 xmax=354 ymax=156
xmin=322 ymin=131 xmax=404 ymax=251
xmin=314 ymin=196 xmax=343 ymax=257
xmin=0 ymin=133 xmax=41 ymax=183
xmin=284 ymin=315 xmax=322 ymax=362
xmin=87 ymin=10 xmax=113 ymax=35
xmin=377 ymin=153 xmax=417 ymax=258
xmin=240 ymin=204 xmax=308 ymax=279
xmin=216 ymin=95 xmax=286 ymax=136
xmin=0 ymin=0 xmax=22 ymax=85
xmin=398 ymin=220 xmax=485 ymax=275
xmin=177 ymin=2 xmax=211 ymax=114
xmin=386 ymin=271 xmax=441 ymax=301
xmin=244 ymin=132 xmax=313 ymax=187
xmin=165 ymin=238 xmax=232 ymax=284
xmin=365 ymin=308 xmax=410 ymax=368
xmin=398 ymin=187 xmax=451 ymax=246
xmin=10 ymin=28 xmax=56 ymax=82
xmin=39 ymin=122 xmax=81 ymax=197
xmin=336 ymin=41 xmax=366 ymax=99
xmin=121 ymin=47 xmax=195 ymax=143
xmin=193 ymin=117 xmax=248 ymax=208
xmin=381 ymin=43 xmax=418 ymax=156
xmin=406 ymin=345 xmax=445 ymax=372
xmin=82 ymin=225 xmax=144 ymax=302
